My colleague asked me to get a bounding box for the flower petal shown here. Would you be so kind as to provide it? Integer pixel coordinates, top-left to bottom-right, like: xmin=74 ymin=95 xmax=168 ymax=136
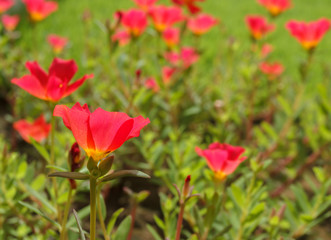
xmin=63 ymin=74 xmax=94 ymax=98
xmin=11 ymin=75 xmax=47 ymax=100
xmin=46 ymin=75 xmax=66 ymax=101
xmin=25 ymin=61 xmax=48 ymax=87
xmin=48 ymin=58 xmax=78 ymax=83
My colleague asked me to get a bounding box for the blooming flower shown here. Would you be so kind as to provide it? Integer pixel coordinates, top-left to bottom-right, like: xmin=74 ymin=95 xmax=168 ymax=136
xmin=162 ymin=66 xmax=177 ymax=84
xmin=1 ymin=14 xmax=19 ymax=31
xmin=11 ymin=58 xmax=93 ymax=102
xmin=149 ymin=5 xmax=184 ymax=32
xmin=257 ymin=0 xmax=292 ymax=16
xmin=165 ymin=47 xmax=199 ymax=69
xmin=121 ymin=9 xmax=147 ymax=37
xmin=0 ymin=0 xmax=14 ymax=14
xmin=195 ymin=142 xmax=246 ymax=180
xmin=112 ymin=29 xmax=131 ymax=46
xmin=47 ymin=34 xmax=68 ymax=54
xmin=187 ymin=14 xmax=218 ymax=35
xmin=13 ymin=115 xmax=51 ymax=143
xmin=133 ymin=0 xmax=157 ymax=11
xmin=162 ymin=27 xmax=180 ymax=48
xmin=245 ymin=15 xmax=275 ymax=40
xmin=259 ymin=61 xmax=284 ymax=79
xmin=286 ymin=18 xmax=331 ymax=50
xmin=172 ymin=0 xmax=204 ymax=14
xmin=54 ymin=103 xmax=150 ymax=161
xmin=144 ymin=78 xmax=160 ymax=92
xmin=23 ymin=0 xmax=58 ymax=22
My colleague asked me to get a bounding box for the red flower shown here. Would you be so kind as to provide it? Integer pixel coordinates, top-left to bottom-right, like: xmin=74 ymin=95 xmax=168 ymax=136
xmin=53 ymin=103 xmax=150 ymax=161
xmin=259 ymin=61 xmax=284 ymax=79
xmin=144 ymin=78 xmax=160 ymax=92
xmin=187 ymin=14 xmax=218 ymax=35
xmin=165 ymin=47 xmax=199 ymax=69
xmin=11 ymin=58 xmax=93 ymax=102
xmin=286 ymin=19 xmax=331 ymax=50
xmin=261 ymin=43 xmax=273 ymax=58
xmin=112 ymin=29 xmax=131 ymax=46
xmin=47 ymin=34 xmax=68 ymax=54
xmin=195 ymin=142 xmax=246 ymax=180
xmin=1 ymin=14 xmax=19 ymax=31
xmin=0 ymin=0 xmax=14 ymax=14
xmin=257 ymin=0 xmax=291 ymax=16
xmin=162 ymin=27 xmax=180 ymax=48
xmin=172 ymin=0 xmax=204 ymax=14
xmin=133 ymin=0 xmax=157 ymax=11
xmin=162 ymin=66 xmax=177 ymax=84
xmin=13 ymin=115 xmax=51 ymax=143
xmin=23 ymin=0 xmax=58 ymax=22
xmin=245 ymin=15 xmax=275 ymax=40
xmin=121 ymin=9 xmax=147 ymax=37
xmin=149 ymin=5 xmax=184 ymax=32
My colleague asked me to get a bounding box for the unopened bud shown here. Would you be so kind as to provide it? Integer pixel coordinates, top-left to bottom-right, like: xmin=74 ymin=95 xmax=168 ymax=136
xmin=68 ymin=142 xmax=84 ymax=172
xmin=182 ymin=175 xmax=191 ymax=199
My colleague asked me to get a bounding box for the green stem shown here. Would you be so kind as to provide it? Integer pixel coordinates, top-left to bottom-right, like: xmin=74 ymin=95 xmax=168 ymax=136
xmin=90 ymin=177 xmax=97 ymax=240
xmin=175 ymin=203 xmax=185 ymax=240
xmin=97 ymin=185 xmax=110 ymax=240
xmin=60 ymin=188 xmax=73 ymax=240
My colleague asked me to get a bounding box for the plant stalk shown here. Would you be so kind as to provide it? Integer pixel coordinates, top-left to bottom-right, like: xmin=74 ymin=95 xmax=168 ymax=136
xmin=175 ymin=202 xmax=185 ymax=240
xmin=90 ymin=177 xmax=97 ymax=240
xmin=60 ymin=187 xmax=73 ymax=240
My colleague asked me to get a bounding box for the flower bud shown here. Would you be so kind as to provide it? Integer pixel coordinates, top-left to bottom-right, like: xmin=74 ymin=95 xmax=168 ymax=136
xmin=68 ymin=142 xmax=84 ymax=172
xmin=182 ymin=175 xmax=191 ymax=200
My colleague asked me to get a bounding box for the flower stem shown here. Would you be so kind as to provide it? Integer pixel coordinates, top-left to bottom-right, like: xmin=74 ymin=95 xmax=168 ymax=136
xmin=175 ymin=203 xmax=185 ymax=240
xmin=97 ymin=185 xmax=110 ymax=240
xmin=90 ymin=177 xmax=97 ymax=240
xmin=60 ymin=187 xmax=73 ymax=240
xmin=127 ymin=202 xmax=137 ymax=240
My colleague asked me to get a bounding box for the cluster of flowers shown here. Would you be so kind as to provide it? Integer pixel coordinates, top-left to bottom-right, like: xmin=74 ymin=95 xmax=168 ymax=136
xmin=245 ymin=0 xmax=330 ymax=79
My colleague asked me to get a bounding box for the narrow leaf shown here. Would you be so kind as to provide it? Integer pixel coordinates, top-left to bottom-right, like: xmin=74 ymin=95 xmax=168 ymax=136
xmin=101 ymin=170 xmax=150 ymax=183
xmin=48 ymin=172 xmax=89 ymax=180
xmin=73 ymin=209 xmax=86 ymax=240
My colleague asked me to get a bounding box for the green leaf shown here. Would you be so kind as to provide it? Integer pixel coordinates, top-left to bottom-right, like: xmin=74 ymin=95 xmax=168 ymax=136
xmin=146 ymin=224 xmax=162 ymax=240
xmin=17 ymin=161 xmax=27 ymax=180
xmin=30 ymin=139 xmax=50 ymax=163
xmin=46 ymin=165 xmax=68 ymax=172
xmin=73 ymin=209 xmax=86 ymax=240
xmin=231 ymin=184 xmax=245 ymax=209
xmin=277 ymin=96 xmax=292 ymax=116
xmin=113 ymin=215 xmax=132 ymax=240
xmin=313 ymin=167 xmax=325 ymax=183
xmin=67 ymin=206 xmax=90 ymax=228
xmin=99 ymin=193 xmax=107 ymax=220
xmin=31 ymin=174 xmax=46 ymax=191
xmin=101 ymin=170 xmax=150 ymax=183
xmin=153 ymin=215 xmax=165 ymax=230
xmin=23 ymin=184 xmax=56 ymax=214
xmin=48 ymin=172 xmax=89 ymax=180
xmin=18 ymin=201 xmax=60 ymax=228
xmin=107 ymin=208 xmax=124 ymax=235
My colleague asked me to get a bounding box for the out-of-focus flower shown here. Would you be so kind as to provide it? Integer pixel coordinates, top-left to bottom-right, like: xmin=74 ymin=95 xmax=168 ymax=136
xmin=245 ymin=15 xmax=275 ymax=40
xmin=257 ymin=0 xmax=292 ymax=16
xmin=121 ymin=9 xmax=147 ymax=37
xmin=144 ymin=78 xmax=160 ymax=92
xmin=68 ymin=142 xmax=84 ymax=189
xmin=1 ymin=14 xmax=19 ymax=31
xmin=133 ymin=0 xmax=157 ymax=11
xmin=13 ymin=115 xmax=51 ymax=143
xmin=54 ymin=103 xmax=150 ymax=162
xmin=261 ymin=43 xmax=273 ymax=58
xmin=149 ymin=5 xmax=184 ymax=32
xmin=195 ymin=142 xmax=246 ymax=180
xmin=286 ymin=18 xmax=331 ymax=50
xmin=112 ymin=29 xmax=131 ymax=46
xmin=162 ymin=66 xmax=177 ymax=84
xmin=11 ymin=58 xmax=93 ymax=102
xmin=165 ymin=47 xmax=199 ymax=69
xmin=162 ymin=27 xmax=180 ymax=48
xmin=260 ymin=61 xmax=284 ymax=79
xmin=47 ymin=34 xmax=68 ymax=54
xmin=172 ymin=0 xmax=204 ymax=14
xmin=0 ymin=0 xmax=14 ymax=14
xmin=187 ymin=13 xmax=218 ymax=35
xmin=23 ymin=0 xmax=58 ymax=22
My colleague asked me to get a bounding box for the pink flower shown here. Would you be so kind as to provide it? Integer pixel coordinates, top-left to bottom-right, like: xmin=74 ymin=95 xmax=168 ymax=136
xmin=23 ymin=0 xmax=58 ymax=22
xmin=259 ymin=61 xmax=284 ymax=79
xmin=133 ymin=0 xmax=157 ymax=11
xmin=0 ymin=0 xmax=14 ymax=14
xmin=13 ymin=115 xmax=51 ymax=143
xmin=165 ymin=47 xmax=199 ymax=69
xmin=1 ymin=14 xmax=19 ymax=31
xmin=245 ymin=15 xmax=275 ymax=40
xmin=47 ymin=34 xmax=68 ymax=54
xmin=196 ymin=142 xmax=246 ymax=180
xmin=286 ymin=18 xmax=331 ymax=50
xmin=11 ymin=58 xmax=93 ymax=102
xmin=112 ymin=29 xmax=131 ymax=46
xmin=144 ymin=78 xmax=160 ymax=92
xmin=121 ymin=9 xmax=148 ymax=37
xmin=257 ymin=0 xmax=292 ymax=16
xmin=149 ymin=5 xmax=184 ymax=32
xmin=162 ymin=27 xmax=180 ymax=48
xmin=162 ymin=66 xmax=177 ymax=84
xmin=187 ymin=14 xmax=218 ymax=35
xmin=261 ymin=43 xmax=273 ymax=58
xmin=172 ymin=0 xmax=204 ymax=14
